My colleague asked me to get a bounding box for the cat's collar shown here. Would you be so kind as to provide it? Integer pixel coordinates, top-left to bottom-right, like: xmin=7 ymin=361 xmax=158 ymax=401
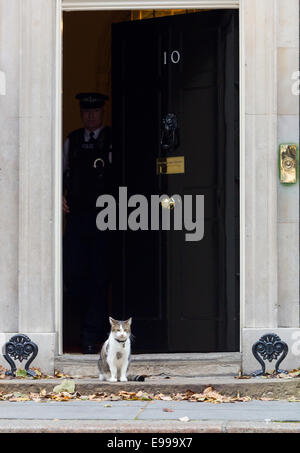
xmin=115 ymin=338 xmax=127 ymax=343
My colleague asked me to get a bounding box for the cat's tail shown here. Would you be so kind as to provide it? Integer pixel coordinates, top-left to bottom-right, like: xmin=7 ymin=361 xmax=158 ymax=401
xmin=127 ymin=374 xmax=146 ymax=382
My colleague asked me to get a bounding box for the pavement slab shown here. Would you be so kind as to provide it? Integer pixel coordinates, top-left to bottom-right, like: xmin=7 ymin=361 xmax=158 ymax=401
xmin=0 ymin=374 xmax=299 ymax=433
xmin=138 ymin=400 xmax=300 ymax=422
xmin=0 ymin=400 xmax=146 ymax=420
xmin=0 ymin=399 xmax=299 ymax=422
xmin=0 ymin=419 xmax=300 ymax=433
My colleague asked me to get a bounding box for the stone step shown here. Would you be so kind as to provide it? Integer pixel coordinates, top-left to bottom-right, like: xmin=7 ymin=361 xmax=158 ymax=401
xmin=0 ymin=376 xmax=299 ymax=400
xmin=55 ymin=352 xmax=241 ymax=378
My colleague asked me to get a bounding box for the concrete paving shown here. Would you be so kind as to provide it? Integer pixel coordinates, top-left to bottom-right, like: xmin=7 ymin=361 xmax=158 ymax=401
xmin=1 ymin=419 xmax=300 ymax=433
xmin=0 ymin=399 xmax=299 ymax=432
xmin=1 ymin=351 xmax=300 ymax=432
xmin=0 ymin=399 xmax=299 ymax=422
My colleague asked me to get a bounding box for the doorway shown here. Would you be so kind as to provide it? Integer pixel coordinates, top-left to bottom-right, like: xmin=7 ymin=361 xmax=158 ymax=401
xmin=62 ymin=9 xmax=240 ymax=353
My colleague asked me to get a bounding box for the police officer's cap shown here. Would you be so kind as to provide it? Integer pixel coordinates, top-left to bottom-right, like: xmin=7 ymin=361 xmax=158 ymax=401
xmin=76 ymin=92 xmax=109 ymax=109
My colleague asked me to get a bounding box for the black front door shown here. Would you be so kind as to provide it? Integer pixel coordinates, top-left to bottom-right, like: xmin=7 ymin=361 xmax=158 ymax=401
xmin=111 ymin=10 xmax=239 ymax=353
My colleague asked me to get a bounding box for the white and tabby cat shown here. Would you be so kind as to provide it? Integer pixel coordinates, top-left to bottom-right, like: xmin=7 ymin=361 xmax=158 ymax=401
xmin=98 ymin=317 xmax=133 ymax=382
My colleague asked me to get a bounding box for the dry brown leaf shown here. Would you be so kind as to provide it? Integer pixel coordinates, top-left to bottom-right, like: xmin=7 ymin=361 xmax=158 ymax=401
xmin=0 ymin=385 xmax=254 ymax=404
xmin=276 ymin=373 xmax=291 ymax=379
xmin=288 ymin=397 xmax=300 ymax=402
xmin=109 ymin=395 xmax=121 ymax=401
xmin=203 ymin=386 xmax=214 ymax=394
xmin=289 ymin=370 xmax=300 ymax=378
xmin=172 ymin=393 xmax=185 ymax=401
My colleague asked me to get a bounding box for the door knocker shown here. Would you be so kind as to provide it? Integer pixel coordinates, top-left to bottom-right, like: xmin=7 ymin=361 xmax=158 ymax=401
xmin=161 ymin=113 xmax=179 ymax=151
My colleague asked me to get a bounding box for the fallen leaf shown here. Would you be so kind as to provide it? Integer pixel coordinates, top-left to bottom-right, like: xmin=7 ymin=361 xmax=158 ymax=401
xmin=53 ymin=379 xmax=75 ymax=394
xmin=288 ymin=397 xmax=300 ymax=402
xmin=163 ymin=407 xmax=174 ymax=412
xmin=276 ymin=373 xmax=290 ymax=379
xmin=160 ymin=395 xmax=173 ymax=401
xmin=110 ymin=395 xmax=122 ymax=401
xmin=15 ymin=369 xmax=27 ymax=378
xmin=54 ymin=369 xmax=71 ymax=379
xmin=289 ymin=370 xmax=300 ymax=378
xmin=0 ymin=366 xmax=8 ymax=378
xmin=0 ymin=385 xmax=255 ymax=405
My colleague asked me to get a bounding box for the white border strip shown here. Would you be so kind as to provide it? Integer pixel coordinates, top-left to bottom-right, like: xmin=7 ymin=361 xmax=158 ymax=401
xmin=62 ymin=0 xmax=239 ymax=10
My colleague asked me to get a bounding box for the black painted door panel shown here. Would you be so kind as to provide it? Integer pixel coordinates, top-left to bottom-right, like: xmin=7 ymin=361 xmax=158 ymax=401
xmin=112 ymin=10 xmax=239 ymax=352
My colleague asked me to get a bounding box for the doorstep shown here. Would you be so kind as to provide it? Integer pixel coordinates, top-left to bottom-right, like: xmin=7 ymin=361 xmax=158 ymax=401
xmin=1 ymin=353 xmax=298 ymax=399
xmin=54 ymin=352 xmax=242 ymax=378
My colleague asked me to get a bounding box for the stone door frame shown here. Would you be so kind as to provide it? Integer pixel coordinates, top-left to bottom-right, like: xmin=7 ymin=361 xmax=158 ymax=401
xmin=54 ymin=0 xmax=280 ymax=358
xmin=55 ymin=0 xmax=245 ymax=354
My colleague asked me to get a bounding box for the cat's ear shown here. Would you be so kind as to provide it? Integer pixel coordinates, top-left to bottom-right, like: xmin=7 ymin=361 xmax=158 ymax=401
xmin=109 ymin=317 xmax=116 ymax=325
xmin=125 ymin=317 xmax=132 ymax=326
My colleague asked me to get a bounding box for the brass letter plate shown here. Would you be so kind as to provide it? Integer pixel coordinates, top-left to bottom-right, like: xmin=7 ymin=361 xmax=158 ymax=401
xmin=156 ymin=156 xmax=185 ymax=175
xmin=279 ymin=144 xmax=297 ymax=184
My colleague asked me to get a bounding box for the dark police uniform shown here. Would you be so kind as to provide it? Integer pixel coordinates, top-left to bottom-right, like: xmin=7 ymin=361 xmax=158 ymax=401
xmin=63 ymin=93 xmax=112 ymax=354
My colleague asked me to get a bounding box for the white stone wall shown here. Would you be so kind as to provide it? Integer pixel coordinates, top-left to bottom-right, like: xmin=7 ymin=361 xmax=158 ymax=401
xmin=243 ymin=0 xmax=279 ymax=329
xmin=0 ymin=0 xmax=57 ymax=374
xmin=0 ymin=1 xmax=20 ymax=332
xmin=277 ymin=0 xmax=299 ymax=328
xmin=242 ymin=0 xmax=300 ymax=374
xmin=0 ymin=0 xmax=298 ymax=374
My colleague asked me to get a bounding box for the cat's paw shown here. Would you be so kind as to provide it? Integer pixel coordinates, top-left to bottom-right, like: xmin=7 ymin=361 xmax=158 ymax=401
xmin=108 ymin=377 xmax=117 ymax=382
xmin=120 ymin=376 xmax=128 ymax=382
xmin=99 ymin=374 xmax=104 ymax=381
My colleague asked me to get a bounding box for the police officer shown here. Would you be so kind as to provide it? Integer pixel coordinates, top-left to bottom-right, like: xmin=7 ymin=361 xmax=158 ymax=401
xmin=63 ymin=92 xmax=112 ymax=354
